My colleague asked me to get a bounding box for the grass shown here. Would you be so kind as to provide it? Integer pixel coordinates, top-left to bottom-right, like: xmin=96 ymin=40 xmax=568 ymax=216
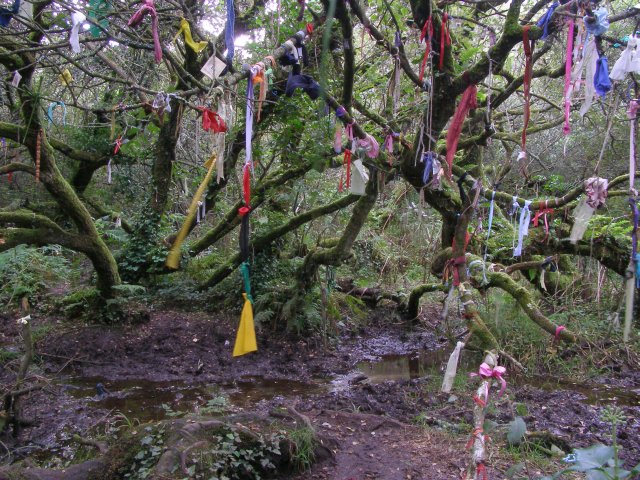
xmin=287 ymin=426 xmax=317 ymax=472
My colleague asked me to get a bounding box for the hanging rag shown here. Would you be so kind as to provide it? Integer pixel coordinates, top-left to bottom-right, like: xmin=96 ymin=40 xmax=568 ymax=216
xmin=441 ymin=341 xmax=465 ymax=393
xmin=357 ymin=133 xmax=379 ymax=159
xmin=563 ymin=19 xmax=574 ymax=135
xmin=245 ymin=66 xmax=255 ymax=175
xmin=351 ymin=158 xmax=369 ymax=195
xmin=165 ymin=154 xmax=217 ymax=269
xmin=70 ymin=11 xmax=86 ymax=53
xmin=584 ymin=7 xmax=609 ymax=36
xmin=233 ymin=292 xmax=257 ymax=356
xmin=584 ymin=177 xmax=608 ymax=208
xmin=11 ymin=70 xmax=21 ymax=87
xmin=127 ymin=0 xmax=162 ymax=64
xmin=47 ymin=101 xmax=67 ymax=126
xmin=88 ymin=0 xmax=109 ymax=37
xmin=578 ymin=38 xmax=598 ymax=117
xmin=17 ymin=0 xmax=30 ymax=21
xmin=334 ymin=121 xmax=343 ymax=153
xmin=285 ymin=66 xmax=320 ymax=100
xmin=521 ymin=26 xmax=534 ymax=155
xmin=59 ymin=68 xmax=73 ymax=85
xmin=594 ymin=56 xmax=611 ymax=97
xmin=225 ymin=0 xmax=235 ymax=64
xmin=513 ymin=200 xmax=532 ymax=257
xmin=422 ymin=151 xmax=435 ymax=185
xmin=419 ymin=16 xmax=433 ymax=82
xmin=339 ymin=149 xmax=352 ymax=191
xmin=438 ymin=13 xmax=451 ymax=70
xmin=252 ymin=62 xmax=269 ymax=121
xmin=200 ymin=108 xmax=227 ymax=133
xmin=569 ymin=197 xmax=595 ymax=244
xmin=445 ymin=83 xmax=477 ymax=179
xmin=174 ymin=18 xmax=208 ymax=53
xmin=628 ymin=100 xmax=639 ymax=193
xmin=0 ymin=0 xmax=19 ymax=27
xmin=610 ymin=36 xmax=638 ymax=81
xmin=537 ymin=2 xmax=559 ymax=40
xmin=482 ymin=191 xmax=495 ymax=283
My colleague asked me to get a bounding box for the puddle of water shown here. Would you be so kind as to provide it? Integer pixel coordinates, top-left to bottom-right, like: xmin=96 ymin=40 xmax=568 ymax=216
xmin=357 ymin=349 xmax=640 ymax=407
xmin=59 ymin=375 xmax=326 ymax=422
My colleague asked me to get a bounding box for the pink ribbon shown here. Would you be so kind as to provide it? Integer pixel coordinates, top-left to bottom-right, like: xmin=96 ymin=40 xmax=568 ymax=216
xmin=128 ymin=0 xmax=162 ymax=63
xmin=555 ymin=325 xmax=566 ymax=340
xmin=384 ymin=133 xmax=394 ymax=154
xmin=628 ymin=100 xmax=639 ymax=192
xmin=563 ymin=19 xmax=574 ymax=135
xmin=357 ymin=133 xmax=379 ymax=158
xmin=471 ymin=362 xmax=507 ymax=399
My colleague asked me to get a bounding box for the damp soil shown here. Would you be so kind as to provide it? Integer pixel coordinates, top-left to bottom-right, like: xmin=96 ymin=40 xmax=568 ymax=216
xmin=1 ymin=308 xmax=639 ymax=479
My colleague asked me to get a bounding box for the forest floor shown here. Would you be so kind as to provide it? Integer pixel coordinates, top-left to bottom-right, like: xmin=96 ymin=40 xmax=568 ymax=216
xmin=1 ymin=306 xmax=639 ymax=479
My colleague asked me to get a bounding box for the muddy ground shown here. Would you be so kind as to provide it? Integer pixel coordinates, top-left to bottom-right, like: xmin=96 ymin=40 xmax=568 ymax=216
xmin=1 ymin=306 xmax=639 ymax=479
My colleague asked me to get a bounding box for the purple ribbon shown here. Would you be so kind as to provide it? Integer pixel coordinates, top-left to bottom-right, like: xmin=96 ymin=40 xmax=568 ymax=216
xmin=335 ymin=105 xmax=347 ymax=118
xmin=245 ymin=66 xmax=255 ymax=170
xmin=422 ymin=152 xmax=434 ymax=185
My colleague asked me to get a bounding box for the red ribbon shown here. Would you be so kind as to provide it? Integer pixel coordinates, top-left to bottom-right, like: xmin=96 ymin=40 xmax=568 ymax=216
xmin=7 ymin=172 xmax=12 ymax=183
xmin=445 ymin=83 xmax=477 ymax=179
xmin=444 ymin=255 xmax=466 ymax=286
xmin=306 ymin=23 xmax=313 ymax=35
xmin=419 ymin=16 xmax=433 ymax=82
xmin=532 ymin=207 xmax=553 ymax=242
xmin=439 ymin=13 xmax=451 ymax=71
xmin=238 ymin=206 xmax=250 ymax=217
xmin=521 ymin=26 xmax=534 ymax=152
xmin=344 ymin=149 xmax=352 ymax=189
xmin=476 ymin=462 xmax=489 ymax=480
xmin=114 ymin=136 xmax=123 ymax=154
xmin=200 ymin=108 xmax=227 ymax=133
xmin=242 ymin=163 xmax=251 ymax=207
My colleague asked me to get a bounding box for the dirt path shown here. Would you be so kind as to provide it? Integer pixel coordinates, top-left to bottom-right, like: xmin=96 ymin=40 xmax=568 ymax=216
xmin=1 ymin=308 xmax=639 ymax=479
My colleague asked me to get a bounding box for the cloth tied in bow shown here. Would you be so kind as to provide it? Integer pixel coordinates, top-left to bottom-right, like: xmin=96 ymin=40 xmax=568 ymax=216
xmin=584 ymin=177 xmax=608 ymax=208
xmin=471 ymin=362 xmax=507 ymax=398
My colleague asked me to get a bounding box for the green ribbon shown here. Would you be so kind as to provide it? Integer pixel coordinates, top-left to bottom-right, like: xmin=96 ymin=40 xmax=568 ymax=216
xmin=240 ymin=261 xmax=253 ymax=304
xmin=88 ymin=0 xmax=110 ymax=37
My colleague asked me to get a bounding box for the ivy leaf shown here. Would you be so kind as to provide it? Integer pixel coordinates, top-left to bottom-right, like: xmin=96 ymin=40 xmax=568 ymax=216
xmin=568 ymin=445 xmax=615 ymax=472
xmin=507 ymin=417 xmax=526 ymax=445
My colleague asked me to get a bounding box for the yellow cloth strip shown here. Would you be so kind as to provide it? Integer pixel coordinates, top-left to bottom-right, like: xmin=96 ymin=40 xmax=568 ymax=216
xmin=174 ymin=18 xmax=208 ymax=54
xmin=165 ymin=154 xmax=217 ymax=269
xmin=59 ymin=69 xmax=73 ymax=86
xmin=233 ymin=293 xmax=258 ymax=356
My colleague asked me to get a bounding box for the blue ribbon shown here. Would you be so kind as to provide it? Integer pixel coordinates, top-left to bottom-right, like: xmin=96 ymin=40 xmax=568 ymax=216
xmin=0 ymin=0 xmax=20 ymax=27
xmin=422 ymin=151 xmax=434 ymax=185
xmin=584 ymin=7 xmax=609 ymax=36
xmin=536 ymin=2 xmax=559 ymax=40
xmin=47 ymin=101 xmax=66 ymax=126
xmin=225 ymin=0 xmax=235 ymax=64
xmin=482 ymin=191 xmax=496 ymax=283
xmin=594 ymin=56 xmax=611 ymax=97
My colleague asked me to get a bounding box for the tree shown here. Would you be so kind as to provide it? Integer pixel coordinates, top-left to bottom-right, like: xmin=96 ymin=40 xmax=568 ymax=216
xmin=0 ymin=0 xmax=637 ymax=339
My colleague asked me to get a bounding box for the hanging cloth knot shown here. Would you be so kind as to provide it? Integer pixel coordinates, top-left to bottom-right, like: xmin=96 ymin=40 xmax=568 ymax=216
xmin=127 ymin=0 xmax=162 ymax=63
xmin=533 ymin=206 xmax=554 ymax=242
xmin=70 ymin=11 xmax=86 ymax=53
xmin=357 ymin=133 xmax=379 ymax=159
xmin=521 ymin=26 xmax=534 ymax=155
xmin=174 ymin=18 xmax=208 ymax=53
xmin=444 ymin=255 xmax=466 ymax=287
xmin=585 ymin=177 xmax=608 ymax=208
xmin=88 ymin=0 xmax=109 ymax=37
xmin=384 ymin=132 xmax=395 ymax=155
xmin=584 ymin=7 xmax=609 ymax=36
xmin=563 ymin=19 xmax=575 ymax=135
xmin=438 ymin=13 xmax=451 ymax=70
xmin=47 ymin=101 xmax=67 ymax=126
xmin=470 ymin=362 xmax=507 ymax=398
xmin=445 ymin=83 xmax=477 ymax=179
xmin=513 ymin=199 xmax=532 ymax=257
xmin=422 ymin=151 xmax=435 ymax=185
xmin=482 ymin=191 xmax=496 ymax=284
xmin=419 ymin=15 xmax=433 ymax=82
xmin=200 ymin=108 xmax=227 ymax=133
xmin=341 ymin=148 xmax=352 ymax=191
xmin=594 ymin=56 xmax=611 ymax=97
xmin=610 ymin=36 xmax=639 ymax=81
xmin=225 ymin=0 xmax=235 ymax=63
xmin=285 ymin=69 xmax=321 ymax=100
xmin=0 ymin=0 xmax=20 ymax=27
xmin=536 ymin=2 xmax=558 ymax=40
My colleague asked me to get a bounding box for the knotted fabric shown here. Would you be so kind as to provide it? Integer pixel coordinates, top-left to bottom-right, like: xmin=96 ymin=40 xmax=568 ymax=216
xmin=563 ymin=19 xmax=574 ymax=135
xmin=594 ymin=56 xmax=611 ymax=97
xmin=225 ymin=0 xmax=235 ymax=63
xmin=285 ymin=66 xmax=320 ymax=100
xmin=70 ymin=11 xmax=85 ymax=53
xmin=585 ymin=177 xmax=608 ymax=208
xmin=445 ymin=83 xmax=477 ymax=179
xmin=0 ymin=0 xmax=19 ymax=27
xmin=174 ymin=18 xmax=208 ymax=53
xmin=537 ymin=2 xmax=559 ymax=40
xmin=513 ymin=199 xmax=532 ymax=257
xmin=470 ymin=362 xmax=507 ymax=399
xmin=357 ymin=133 xmax=379 ymax=158
xmin=200 ymin=108 xmax=227 ymax=133
xmin=584 ymin=7 xmax=609 ymax=36
xmin=521 ymin=26 xmax=534 ymax=153
xmin=419 ymin=16 xmax=433 ymax=82
xmin=128 ymin=0 xmax=162 ymax=63
xmin=610 ymin=36 xmax=639 ymax=81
